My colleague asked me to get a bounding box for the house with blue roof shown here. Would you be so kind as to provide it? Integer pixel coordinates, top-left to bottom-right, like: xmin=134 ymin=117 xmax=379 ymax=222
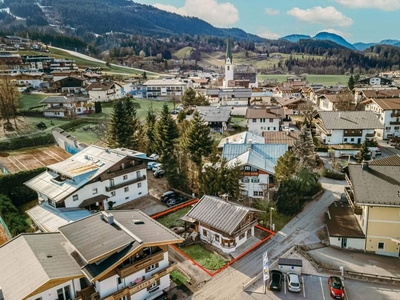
xmin=222 ymin=144 xmax=288 ymax=198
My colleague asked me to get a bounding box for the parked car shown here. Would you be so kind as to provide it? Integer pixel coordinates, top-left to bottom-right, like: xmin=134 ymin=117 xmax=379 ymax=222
xmin=328 ymin=276 xmax=345 ymax=299
xmin=153 ymin=169 xmax=165 ymax=178
xmin=152 ymin=163 xmax=163 ymax=172
xmin=160 ymin=191 xmax=177 ymax=203
xmin=286 ymin=273 xmax=301 ymax=293
xmin=166 ymin=195 xmax=188 ymax=207
xmin=153 ymin=292 xmax=169 ymax=300
xmin=268 ymin=270 xmax=283 ymax=291
xmin=147 ymin=162 xmax=157 ymax=170
xmin=149 ymin=153 xmax=159 ymax=160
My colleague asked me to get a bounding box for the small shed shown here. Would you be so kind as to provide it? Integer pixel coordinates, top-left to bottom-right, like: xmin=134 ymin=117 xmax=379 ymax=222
xmin=278 ymin=258 xmax=303 ymax=275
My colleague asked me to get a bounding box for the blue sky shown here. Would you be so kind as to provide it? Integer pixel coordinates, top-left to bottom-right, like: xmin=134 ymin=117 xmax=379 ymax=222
xmin=136 ymin=0 xmax=400 ymax=43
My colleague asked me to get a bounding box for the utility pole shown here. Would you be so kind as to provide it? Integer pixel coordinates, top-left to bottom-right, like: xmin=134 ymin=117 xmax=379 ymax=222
xmin=270 ymin=207 xmax=274 ymax=231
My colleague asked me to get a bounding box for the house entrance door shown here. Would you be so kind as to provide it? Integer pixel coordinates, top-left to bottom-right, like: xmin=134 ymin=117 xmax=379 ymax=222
xmin=341 ymin=238 xmax=347 ymax=248
xmin=358 ymin=138 xmax=361 ymax=144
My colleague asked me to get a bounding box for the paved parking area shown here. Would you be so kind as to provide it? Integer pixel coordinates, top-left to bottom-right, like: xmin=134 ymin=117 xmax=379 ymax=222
xmin=241 ymin=275 xmax=400 ymax=300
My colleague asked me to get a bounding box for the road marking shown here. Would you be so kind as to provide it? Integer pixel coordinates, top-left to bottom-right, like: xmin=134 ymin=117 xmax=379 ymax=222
xmin=320 ymin=277 xmax=326 ymax=300
xmin=12 ymin=156 xmax=29 ymax=171
xmin=7 ymin=157 xmax=23 ymax=171
xmin=33 ymin=156 xmax=46 ymax=166
xmin=302 ymin=276 xmax=306 ymax=298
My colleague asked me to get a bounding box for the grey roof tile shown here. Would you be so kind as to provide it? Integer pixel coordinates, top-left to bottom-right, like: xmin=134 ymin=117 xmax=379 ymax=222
xmin=319 ymin=111 xmax=384 ymax=130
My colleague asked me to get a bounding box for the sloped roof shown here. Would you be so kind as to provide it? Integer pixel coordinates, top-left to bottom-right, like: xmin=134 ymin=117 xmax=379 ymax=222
xmin=369 ymin=154 xmax=400 ymax=166
xmin=318 ymin=111 xmax=384 ymax=130
xmin=0 ymin=233 xmax=82 ymax=300
xmin=86 ymin=81 xmax=121 ymax=91
xmin=348 ymin=163 xmax=400 ymax=206
xmin=361 ymin=89 xmax=400 ymax=98
xmin=245 ymin=108 xmax=282 ymax=119
xmin=222 ymin=144 xmax=288 ymax=174
xmin=263 ymin=131 xmax=300 ymax=148
xmin=217 ymin=131 xmax=265 ymax=148
xmin=184 ymin=195 xmax=259 ymax=235
xmin=195 ymin=106 xmax=232 ymax=123
xmin=326 ymin=201 xmax=365 ymax=238
xmin=40 ymin=96 xmax=90 ymax=104
xmin=372 ymin=98 xmax=400 ymax=110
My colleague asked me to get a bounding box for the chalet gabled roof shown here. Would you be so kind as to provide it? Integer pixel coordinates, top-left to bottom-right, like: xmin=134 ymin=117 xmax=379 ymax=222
xmin=318 ymin=111 xmax=384 ymax=130
xmin=184 ymin=195 xmax=260 ymax=235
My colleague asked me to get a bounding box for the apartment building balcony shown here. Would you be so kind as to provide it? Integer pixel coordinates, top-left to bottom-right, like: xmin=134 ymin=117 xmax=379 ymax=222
xmin=117 ymin=248 xmax=164 ymax=278
xmin=101 ymin=162 xmax=145 ymax=180
xmin=105 ymin=175 xmax=146 ymax=192
xmin=99 ymin=263 xmax=176 ymax=300
xmin=389 ymin=120 xmax=400 ymax=125
xmin=390 ymin=112 xmax=400 ymax=118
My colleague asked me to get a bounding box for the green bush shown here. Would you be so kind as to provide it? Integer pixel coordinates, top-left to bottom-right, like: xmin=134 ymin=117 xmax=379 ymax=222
xmin=0 ymin=194 xmax=30 ymax=236
xmin=0 ymin=133 xmax=55 ymax=151
xmin=0 ymin=168 xmax=46 ymax=206
xmin=322 ymin=169 xmax=345 ymax=180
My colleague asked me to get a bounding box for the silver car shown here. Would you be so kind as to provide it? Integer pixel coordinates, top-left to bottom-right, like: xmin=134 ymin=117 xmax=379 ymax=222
xmin=287 ymin=273 xmax=301 ymax=293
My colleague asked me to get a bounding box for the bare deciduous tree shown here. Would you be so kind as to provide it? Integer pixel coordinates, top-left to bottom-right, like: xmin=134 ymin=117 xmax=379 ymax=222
xmin=0 ymin=72 xmax=20 ymax=131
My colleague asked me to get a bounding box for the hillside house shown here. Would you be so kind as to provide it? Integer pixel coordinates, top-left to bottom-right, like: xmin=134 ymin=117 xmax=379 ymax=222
xmin=358 ymin=76 xmax=393 ymax=87
xmin=315 ymin=111 xmax=384 ymax=145
xmin=181 ymin=195 xmax=261 ymax=254
xmin=86 ymin=81 xmax=123 ymax=102
xmin=194 ymin=106 xmax=232 ymax=133
xmin=245 ymin=108 xmax=283 ymax=135
xmin=40 ymin=95 xmax=92 ymax=118
xmin=54 ymin=75 xmax=86 ymax=93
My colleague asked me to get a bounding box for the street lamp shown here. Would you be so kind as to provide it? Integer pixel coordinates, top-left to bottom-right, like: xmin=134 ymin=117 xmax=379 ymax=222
xmin=269 ymin=207 xmax=275 ymax=231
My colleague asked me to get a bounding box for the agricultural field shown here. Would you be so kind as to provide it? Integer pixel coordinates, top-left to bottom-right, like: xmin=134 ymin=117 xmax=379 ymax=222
xmin=258 ymin=74 xmax=350 ymax=86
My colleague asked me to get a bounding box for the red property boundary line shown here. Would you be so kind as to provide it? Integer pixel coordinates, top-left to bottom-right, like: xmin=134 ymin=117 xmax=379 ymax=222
xmin=152 ymin=199 xmax=275 ymax=277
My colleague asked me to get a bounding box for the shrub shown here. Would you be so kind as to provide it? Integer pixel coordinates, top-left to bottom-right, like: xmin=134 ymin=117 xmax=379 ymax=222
xmin=322 ymin=169 xmax=345 ymax=180
xmin=0 ymin=194 xmax=30 ymax=236
xmin=0 ymin=133 xmax=54 ymax=151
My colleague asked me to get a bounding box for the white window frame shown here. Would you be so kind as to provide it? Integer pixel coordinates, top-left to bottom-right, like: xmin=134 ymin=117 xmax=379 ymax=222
xmin=377 ymin=242 xmax=385 ymax=250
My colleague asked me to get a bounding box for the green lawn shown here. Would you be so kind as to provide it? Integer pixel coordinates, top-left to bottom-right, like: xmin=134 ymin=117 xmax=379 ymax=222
xmin=19 ymin=94 xmax=47 ymax=110
xmin=156 ymin=206 xmax=192 ymax=228
xmin=65 ymin=123 xmax=105 ymax=145
xmin=180 ymin=244 xmax=227 ymax=270
xmin=258 ymin=74 xmax=349 ymax=86
xmin=170 ymin=270 xmax=188 ymax=286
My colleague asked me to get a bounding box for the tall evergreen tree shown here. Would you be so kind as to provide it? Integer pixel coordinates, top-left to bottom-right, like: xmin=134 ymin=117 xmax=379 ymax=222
xmin=274 ymin=150 xmax=297 ymax=183
xmin=145 ymin=105 xmax=157 ymax=155
xmin=292 ymin=126 xmax=316 ymax=172
xmin=181 ymin=111 xmax=213 ymax=168
xmin=154 ymin=104 xmax=182 ymax=188
xmin=348 ymin=75 xmax=355 ymax=90
xmin=107 ymin=97 xmax=142 ymax=149
xmin=181 ymin=87 xmax=196 ymax=108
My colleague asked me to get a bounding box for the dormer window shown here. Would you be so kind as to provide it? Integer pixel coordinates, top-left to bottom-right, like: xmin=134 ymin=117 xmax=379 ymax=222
xmin=73 ymin=195 xmax=78 ymax=201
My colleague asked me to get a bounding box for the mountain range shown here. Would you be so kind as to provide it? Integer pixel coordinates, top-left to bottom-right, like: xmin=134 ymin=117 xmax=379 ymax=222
xmin=280 ymin=33 xmax=400 ymax=51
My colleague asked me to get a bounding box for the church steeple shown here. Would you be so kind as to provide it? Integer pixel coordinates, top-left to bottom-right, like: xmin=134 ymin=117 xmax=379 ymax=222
xmin=226 ymin=36 xmax=233 ymax=64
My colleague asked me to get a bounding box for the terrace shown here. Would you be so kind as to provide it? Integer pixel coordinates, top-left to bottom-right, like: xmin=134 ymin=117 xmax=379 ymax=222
xmin=105 ymin=175 xmax=146 ymax=192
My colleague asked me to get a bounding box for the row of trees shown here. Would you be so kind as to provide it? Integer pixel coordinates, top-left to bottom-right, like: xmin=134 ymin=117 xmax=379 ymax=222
xmin=106 ymin=96 xmax=241 ymax=196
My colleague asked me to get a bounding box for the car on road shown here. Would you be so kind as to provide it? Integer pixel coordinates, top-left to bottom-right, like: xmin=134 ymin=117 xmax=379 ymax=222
xmin=160 ymin=191 xmax=177 ymax=203
xmin=287 ymin=273 xmax=301 ymax=293
xmin=147 ymin=162 xmax=157 ymax=170
xmin=282 ymin=125 xmax=295 ymax=132
xmin=328 ymin=276 xmax=345 ymax=299
xmin=153 ymin=169 xmax=165 ymax=178
xmin=268 ymin=270 xmax=283 ymax=291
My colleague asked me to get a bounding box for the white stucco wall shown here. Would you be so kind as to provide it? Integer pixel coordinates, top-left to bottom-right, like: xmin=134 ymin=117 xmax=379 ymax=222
xmin=241 ymin=174 xmax=270 ymax=198
xmin=247 ymin=118 xmax=280 ymax=135
xmin=26 ymin=278 xmax=81 ymax=300
xmin=329 ymin=237 xmax=365 ymax=250
xmin=63 ymin=168 xmax=148 ymax=208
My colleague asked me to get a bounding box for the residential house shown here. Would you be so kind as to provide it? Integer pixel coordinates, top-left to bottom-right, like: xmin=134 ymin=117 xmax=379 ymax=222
xmin=222 ymin=143 xmax=288 ymax=197
xmin=40 ymin=95 xmax=92 ymax=118
xmin=318 ymin=94 xmax=342 ymax=111
xmin=50 ymin=70 xmax=79 ymax=81
xmin=21 ymin=55 xmax=53 ymax=71
xmin=362 ymin=97 xmax=400 ymax=139
xmin=11 ymin=71 xmax=44 ymax=88
xmin=48 ymin=59 xmax=78 ymax=72
xmin=245 ymin=107 xmax=283 ymax=135
xmin=312 ymin=86 xmax=348 ymax=105
xmin=217 ymin=131 xmax=265 ymax=149
xmin=206 ymin=88 xmax=252 ymax=106
xmin=54 ymin=75 xmax=86 ymax=93
xmin=194 ymin=106 xmax=232 ymax=133
xmin=25 ymin=145 xmax=151 ymax=213
xmin=86 ymin=81 xmax=123 ymax=102
xmin=315 ymin=111 xmax=383 ymax=145
xmin=344 ymin=155 xmax=400 ymax=257
xmin=0 ymin=233 xmax=85 ymax=300
xmin=0 ymin=51 xmax=22 ymax=67
xmin=191 ymin=78 xmax=210 ymax=88
xmin=273 ymin=96 xmax=305 ymax=110
xmin=142 ymin=78 xmax=187 ymax=99
xmin=354 ymin=87 xmax=399 ymax=104
xmin=263 ymin=131 xmax=300 ymax=149
xmin=0 ymin=210 xmax=183 ymax=300
xmin=250 ymin=90 xmax=273 ymax=106
xmin=325 ymin=201 xmax=365 ymax=250
xmin=181 ymin=195 xmax=261 ymax=254
xmin=357 ymin=76 xmax=393 ymax=87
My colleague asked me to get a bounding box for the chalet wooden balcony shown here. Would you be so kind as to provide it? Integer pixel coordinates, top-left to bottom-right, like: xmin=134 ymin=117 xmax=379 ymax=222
xmin=101 ymin=162 xmax=145 ymax=180
xmin=345 ymin=173 xmax=353 ymax=190
xmin=105 ymin=175 xmax=146 ymax=192
xmin=232 ymin=219 xmax=258 ymax=237
xmin=117 ymin=250 xmax=164 ymax=278
xmin=389 ymin=121 xmax=400 ymax=125
xmin=101 ymin=263 xmax=176 ymax=300
xmin=344 ymin=186 xmax=362 ymax=215
xmin=391 ymin=112 xmax=400 ymax=118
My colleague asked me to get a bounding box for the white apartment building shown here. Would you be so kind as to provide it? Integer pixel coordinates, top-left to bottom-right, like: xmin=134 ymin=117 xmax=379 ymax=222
xmin=143 ymin=78 xmax=187 ymax=99
xmin=245 ymin=108 xmax=282 ymax=135
xmin=86 ymin=81 xmax=123 ymax=102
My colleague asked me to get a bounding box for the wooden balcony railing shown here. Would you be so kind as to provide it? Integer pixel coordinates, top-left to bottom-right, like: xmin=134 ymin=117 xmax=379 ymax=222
xmin=232 ymin=219 xmax=258 ymax=237
xmin=117 ymin=251 xmax=164 ymax=278
xmin=105 ymin=175 xmax=146 ymax=192
xmin=100 ymin=263 xmax=176 ymax=300
xmin=345 ymin=173 xmax=353 ymax=190
xmin=101 ymin=163 xmax=145 ymax=181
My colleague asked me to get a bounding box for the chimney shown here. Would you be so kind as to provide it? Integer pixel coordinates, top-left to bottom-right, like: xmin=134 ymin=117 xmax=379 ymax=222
xmin=101 ymin=211 xmax=114 ymax=224
xmin=361 ymin=161 xmax=369 ymax=171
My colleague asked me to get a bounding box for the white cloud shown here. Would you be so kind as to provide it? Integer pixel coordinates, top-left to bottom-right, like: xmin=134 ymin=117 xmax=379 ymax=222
xmin=287 ymin=6 xmax=353 ymax=27
xmin=265 ymin=8 xmax=280 ymax=15
xmin=336 ymin=0 xmax=400 ymax=11
xmin=319 ymin=28 xmax=352 ymax=39
xmin=257 ymin=27 xmax=280 ymax=39
xmin=153 ymin=0 xmax=239 ymax=27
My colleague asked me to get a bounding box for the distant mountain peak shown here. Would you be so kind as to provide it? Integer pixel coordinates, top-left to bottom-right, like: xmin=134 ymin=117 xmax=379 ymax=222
xmin=312 ymin=32 xmax=356 ymax=50
xmin=280 ymin=34 xmax=311 ymax=43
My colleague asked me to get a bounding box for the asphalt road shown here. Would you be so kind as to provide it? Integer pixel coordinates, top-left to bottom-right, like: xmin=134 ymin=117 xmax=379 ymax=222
xmin=377 ymin=140 xmax=400 ymax=158
xmin=192 ymin=178 xmax=346 ymax=300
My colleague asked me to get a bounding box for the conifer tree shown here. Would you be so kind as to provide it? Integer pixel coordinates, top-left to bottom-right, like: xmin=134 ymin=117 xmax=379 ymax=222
xmin=357 ymin=140 xmax=371 ymax=163
xmin=292 ymin=126 xmax=316 ymax=172
xmin=145 ymin=105 xmax=157 ymax=155
xmin=274 ymin=150 xmax=297 ymax=182
xmin=348 ymin=75 xmax=355 ymax=90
